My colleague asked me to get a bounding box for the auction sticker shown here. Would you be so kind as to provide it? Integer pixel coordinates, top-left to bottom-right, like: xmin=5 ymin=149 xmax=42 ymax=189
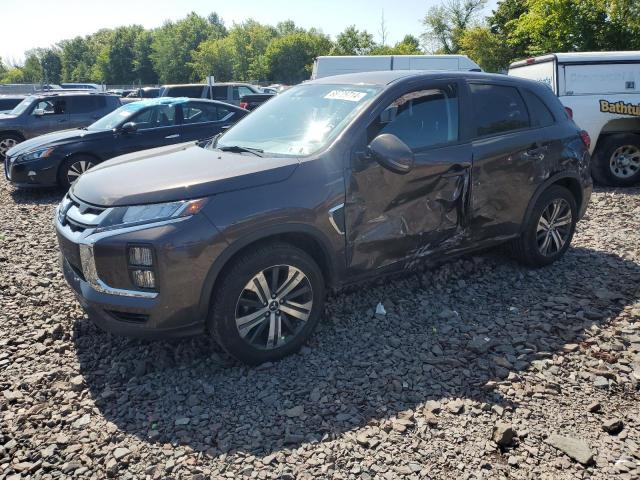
xmin=324 ymin=90 xmax=367 ymax=102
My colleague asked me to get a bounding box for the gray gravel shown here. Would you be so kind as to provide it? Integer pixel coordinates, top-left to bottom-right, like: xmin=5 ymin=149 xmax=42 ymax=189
xmin=1 ymin=182 xmax=639 ymax=479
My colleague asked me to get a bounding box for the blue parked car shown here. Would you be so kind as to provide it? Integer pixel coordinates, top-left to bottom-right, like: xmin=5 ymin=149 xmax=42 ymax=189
xmin=5 ymin=97 xmax=248 ymax=189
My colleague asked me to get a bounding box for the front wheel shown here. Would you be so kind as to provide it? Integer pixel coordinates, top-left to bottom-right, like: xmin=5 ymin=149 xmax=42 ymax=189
xmin=58 ymin=155 xmax=97 ymax=189
xmin=0 ymin=133 xmax=22 ymax=159
xmin=508 ymin=185 xmax=577 ymax=267
xmin=208 ymin=243 xmax=325 ymax=365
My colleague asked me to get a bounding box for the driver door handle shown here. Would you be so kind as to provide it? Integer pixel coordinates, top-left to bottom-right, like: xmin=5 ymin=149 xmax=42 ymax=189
xmin=165 ymin=134 xmax=180 ymax=139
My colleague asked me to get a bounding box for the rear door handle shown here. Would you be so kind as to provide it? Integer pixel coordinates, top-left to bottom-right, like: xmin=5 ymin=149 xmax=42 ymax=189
xmin=165 ymin=134 xmax=180 ymax=139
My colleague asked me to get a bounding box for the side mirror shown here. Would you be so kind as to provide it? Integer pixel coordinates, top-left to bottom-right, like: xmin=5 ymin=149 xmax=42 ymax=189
xmin=121 ymin=121 xmax=138 ymax=134
xmin=33 ymin=109 xmax=45 ymax=117
xmin=368 ymin=133 xmax=414 ymax=174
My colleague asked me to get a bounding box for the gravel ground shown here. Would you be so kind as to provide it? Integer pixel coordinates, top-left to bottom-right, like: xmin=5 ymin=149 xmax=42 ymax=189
xmin=1 ymin=182 xmax=639 ymax=480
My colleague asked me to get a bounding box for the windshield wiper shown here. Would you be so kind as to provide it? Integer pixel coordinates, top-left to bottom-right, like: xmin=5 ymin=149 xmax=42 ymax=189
xmin=218 ymin=145 xmax=264 ymax=157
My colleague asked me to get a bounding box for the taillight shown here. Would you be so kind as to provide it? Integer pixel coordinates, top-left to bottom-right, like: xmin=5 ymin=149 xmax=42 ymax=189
xmin=239 ymin=102 xmax=248 ymax=109
xmin=565 ymin=106 xmax=573 ymax=119
xmin=580 ymin=130 xmax=591 ymax=149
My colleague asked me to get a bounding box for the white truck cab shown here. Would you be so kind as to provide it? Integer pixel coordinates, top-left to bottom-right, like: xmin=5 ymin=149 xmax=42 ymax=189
xmin=509 ymin=52 xmax=640 ymax=186
xmin=311 ymin=55 xmax=482 ymax=80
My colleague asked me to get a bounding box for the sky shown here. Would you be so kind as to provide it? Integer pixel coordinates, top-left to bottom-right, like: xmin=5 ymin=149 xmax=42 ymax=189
xmin=1 ymin=0 xmax=499 ymax=64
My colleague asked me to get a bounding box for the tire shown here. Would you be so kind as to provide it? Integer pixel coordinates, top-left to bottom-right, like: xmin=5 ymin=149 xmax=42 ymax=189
xmin=508 ymin=185 xmax=577 ymax=267
xmin=58 ymin=155 xmax=98 ymax=189
xmin=0 ymin=133 xmax=23 ymax=160
xmin=591 ymin=133 xmax=640 ymax=187
xmin=207 ymin=242 xmax=325 ymax=365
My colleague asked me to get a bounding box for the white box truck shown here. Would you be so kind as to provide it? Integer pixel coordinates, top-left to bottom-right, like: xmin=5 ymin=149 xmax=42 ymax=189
xmin=509 ymin=52 xmax=640 ymax=186
xmin=311 ymin=55 xmax=482 ymax=80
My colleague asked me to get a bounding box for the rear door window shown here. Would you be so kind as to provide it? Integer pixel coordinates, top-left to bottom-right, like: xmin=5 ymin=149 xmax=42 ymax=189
xmin=68 ymin=96 xmax=107 ymax=114
xmin=368 ymin=84 xmax=459 ymax=150
xmin=521 ymin=89 xmax=555 ymax=128
xmin=470 ymin=83 xmax=530 ymax=137
xmin=233 ymin=86 xmax=254 ymax=101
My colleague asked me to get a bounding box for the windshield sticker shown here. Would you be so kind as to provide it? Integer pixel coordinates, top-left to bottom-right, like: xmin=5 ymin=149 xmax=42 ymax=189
xmin=324 ymin=90 xmax=368 ymax=102
xmin=599 ymin=99 xmax=640 ymax=116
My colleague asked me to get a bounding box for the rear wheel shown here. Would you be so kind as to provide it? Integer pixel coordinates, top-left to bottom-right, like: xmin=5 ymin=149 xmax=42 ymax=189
xmin=509 ymin=185 xmax=577 ymax=267
xmin=208 ymin=243 xmax=325 ymax=365
xmin=591 ymin=133 xmax=640 ymax=187
xmin=58 ymin=155 xmax=97 ymax=189
xmin=0 ymin=133 xmax=22 ymax=159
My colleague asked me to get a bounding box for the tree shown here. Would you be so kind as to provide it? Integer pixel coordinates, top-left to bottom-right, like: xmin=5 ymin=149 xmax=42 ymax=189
xmin=0 ymin=57 xmax=6 ymax=78
xmin=95 ymin=26 xmax=145 ymax=84
xmin=151 ymin=12 xmax=221 ymax=83
xmin=422 ymin=0 xmax=487 ymax=53
xmin=331 ymin=26 xmax=376 ymax=55
xmin=191 ymin=36 xmax=235 ymax=82
xmin=265 ymin=31 xmax=332 ymax=83
xmin=1 ymin=68 xmax=25 ymax=83
xmin=41 ymin=49 xmax=62 ymax=84
xmin=460 ymin=26 xmax=513 ymax=71
xmin=512 ymin=0 xmax=640 ymax=55
xmin=379 ymin=10 xmax=389 ymax=45
xmin=487 ymin=0 xmax=528 ymax=61
xmin=371 ymin=35 xmax=423 ymax=55
xmin=226 ymin=20 xmax=278 ymax=81
xmin=59 ymin=36 xmax=93 ymax=82
xmin=132 ymin=30 xmax=158 ymax=84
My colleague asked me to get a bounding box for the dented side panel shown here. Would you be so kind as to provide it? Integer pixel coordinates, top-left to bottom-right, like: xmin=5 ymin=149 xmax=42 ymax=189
xmin=345 ymin=142 xmax=473 ymax=275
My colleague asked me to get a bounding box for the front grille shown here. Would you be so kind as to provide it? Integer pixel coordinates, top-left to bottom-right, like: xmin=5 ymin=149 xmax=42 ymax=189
xmin=59 ymin=194 xmax=107 ymax=233
xmin=106 ymin=310 xmax=149 ymax=324
xmin=57 ymin=231 xmax=83 ymax=273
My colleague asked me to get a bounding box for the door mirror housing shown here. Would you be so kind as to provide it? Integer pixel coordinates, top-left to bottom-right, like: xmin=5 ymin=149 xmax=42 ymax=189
xmin=368 ymin=133 xmax=414 ymax=174
xmin=33 ymin=109 xmax=46 ymax=117
xmin=121 ymin=121 xmax=138 ymax=134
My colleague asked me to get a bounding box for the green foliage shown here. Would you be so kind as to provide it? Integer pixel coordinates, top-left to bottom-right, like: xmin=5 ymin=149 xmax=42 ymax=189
xmin=371 ymin=35 xmax=423 ymax=55
xmin=151 ymin=12 xmax=222 ymax=83
xmin=512 ymin=0 xmax=640 ymax=55
xmin=1 ymin=68 xmax=25 ymax=83
xmin=460 ymin=26 xmax=513 ymax=71
xmin=265 ymin=31 xmax=333 ymax=83
xmin=331 ymin=26 xmax=376 ymax=55
xmin=191 ymin=37 xmax=235 ymax=82
xmin=422 ymin=0 xmax=487 ymax=53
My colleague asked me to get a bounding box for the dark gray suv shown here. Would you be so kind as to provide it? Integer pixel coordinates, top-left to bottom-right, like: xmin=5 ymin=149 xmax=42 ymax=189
xmin=56 ymin=71 xmax=592 ymax=364
xmin=0 ymin=92 xmax=121 ymax=159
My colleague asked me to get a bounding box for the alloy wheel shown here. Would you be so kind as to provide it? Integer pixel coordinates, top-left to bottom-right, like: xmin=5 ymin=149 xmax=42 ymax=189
xmin=536 ymin=198 xmax=572 ymax=257
xmin=66 ymin=160 xmax=95 ymax=184
xmin=0 ymin=138 xmax=18 ymax=158
xmin=609 ymin=145 xmax=640 ymax=179
xmin=235 ymin=265 xmax=313 ymax=350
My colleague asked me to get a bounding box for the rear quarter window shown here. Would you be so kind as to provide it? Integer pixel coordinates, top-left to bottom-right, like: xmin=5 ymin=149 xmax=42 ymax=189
xmin=470 ymin=83 xmax=530 ymax=137
xmin=69 ymin=96 xmax=107 ymax=114
xmin=521 ymin=89 xmax=555 ymax=128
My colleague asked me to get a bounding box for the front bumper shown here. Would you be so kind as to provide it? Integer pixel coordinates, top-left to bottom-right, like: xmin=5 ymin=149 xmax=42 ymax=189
xmin=56 ymin=196 xmax=228 ymax=339
xmin=4 ymin=153 xmax=61 ymax=187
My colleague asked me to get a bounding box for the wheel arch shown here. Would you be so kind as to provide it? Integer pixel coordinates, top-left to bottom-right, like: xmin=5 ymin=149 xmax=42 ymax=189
xmin=519 ymin=173 xmax=585 ymax=234
xmin=56 ymin=151 xmax=103 ymax=181
xmin=197 ymin=224 xmax=338 ymax=321
xmin=0 ymin=130 xmax=25 ymax=141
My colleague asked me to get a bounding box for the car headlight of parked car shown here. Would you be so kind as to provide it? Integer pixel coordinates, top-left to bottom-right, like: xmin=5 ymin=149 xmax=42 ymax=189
xmin=17 ymin=147 xmax=55 ymax=163
xmin=95 ymin=198 xmax=208 ymax=233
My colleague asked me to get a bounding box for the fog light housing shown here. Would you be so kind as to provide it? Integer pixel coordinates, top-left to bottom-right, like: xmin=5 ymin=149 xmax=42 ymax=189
xmin=128 ymin=246 xmax=154 ymax=266
xmin=131 ymin=269 xmax=156 ymax=289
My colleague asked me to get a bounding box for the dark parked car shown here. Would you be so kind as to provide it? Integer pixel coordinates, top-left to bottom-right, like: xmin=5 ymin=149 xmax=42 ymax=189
xmin=160 ymin=83 xmax=262 ymax=106
xmin=239 ymin=92 xmax=275 ymax=111
xmin=5 ymin=97 xmax=247 ymax=188
xmin=0 ymin=95 xmax=25 ymax=113
xmin=0 ymin=92 xmax=121 ymax=159
xmin=127 ymin=87 xmax=160 ymax=99
xmin=56 ymin=71 xmax=592 ymax=364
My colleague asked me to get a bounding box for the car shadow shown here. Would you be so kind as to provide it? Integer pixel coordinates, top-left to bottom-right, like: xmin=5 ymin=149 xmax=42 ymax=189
xmin=73 ymin=245 xmax=639 ymax=459
xmin=7 ymin=184 xmax=64 ymax=205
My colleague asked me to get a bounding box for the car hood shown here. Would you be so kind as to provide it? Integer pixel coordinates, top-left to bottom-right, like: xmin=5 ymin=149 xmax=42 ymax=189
xmin=71 ymin=142 xmax=300 ymax=207
xmin=9 ymin=128 xmax=102 ymax=156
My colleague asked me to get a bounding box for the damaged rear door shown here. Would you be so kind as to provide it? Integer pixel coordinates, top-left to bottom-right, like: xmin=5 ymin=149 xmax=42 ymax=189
xmin=345 ymin=80 xmax=472 ymax=276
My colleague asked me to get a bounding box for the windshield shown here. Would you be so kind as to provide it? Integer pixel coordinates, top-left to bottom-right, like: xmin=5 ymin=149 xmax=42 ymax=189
xmin=88 ymin=102 xmax=148 ymax=130
xmin=10 ymin=96 xmax=36 ymax=116
xmin=216 ymin=83 xmax=381 ymax=156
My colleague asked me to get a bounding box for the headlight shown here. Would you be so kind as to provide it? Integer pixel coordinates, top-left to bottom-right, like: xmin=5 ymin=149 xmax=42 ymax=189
xmin=18 ymin=147 xmax=55 ymax=163
xmin=96 ymin=198 xmax=207 ymax=232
